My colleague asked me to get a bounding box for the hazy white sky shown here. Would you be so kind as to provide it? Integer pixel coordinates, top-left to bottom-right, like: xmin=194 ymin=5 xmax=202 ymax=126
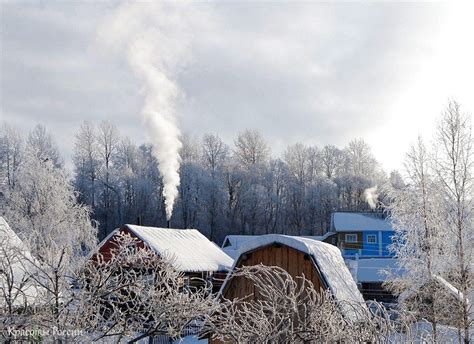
xmin=1 ymin=1 xmax=473 ymax=173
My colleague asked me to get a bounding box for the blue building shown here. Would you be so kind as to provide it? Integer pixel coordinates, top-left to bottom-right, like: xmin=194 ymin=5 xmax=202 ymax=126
xmin=330 ymin=212 xmax=395 ymax=258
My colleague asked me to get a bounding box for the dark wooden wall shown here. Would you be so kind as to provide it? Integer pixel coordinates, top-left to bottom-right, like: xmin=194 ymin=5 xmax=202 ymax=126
xmin=338 ymin=232 xmax=363 ymax=250
xmin=223 ymin=244 xmax=324 ymax=301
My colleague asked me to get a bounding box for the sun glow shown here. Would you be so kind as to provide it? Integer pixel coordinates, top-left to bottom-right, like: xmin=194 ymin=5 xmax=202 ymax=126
xmin=367 ymin=2 xmax=474 ymax=173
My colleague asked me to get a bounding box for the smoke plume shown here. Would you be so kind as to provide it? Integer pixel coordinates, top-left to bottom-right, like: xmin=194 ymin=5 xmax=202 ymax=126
xmin=363 ymin=186 xmax=379 ymax=209
xmin=97 ymin=3 xmax=204 ymax=220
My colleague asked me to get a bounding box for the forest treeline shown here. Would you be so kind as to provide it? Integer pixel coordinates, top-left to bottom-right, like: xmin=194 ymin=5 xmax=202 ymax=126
xmin=1 ymin=122 xmax=400 ymax=242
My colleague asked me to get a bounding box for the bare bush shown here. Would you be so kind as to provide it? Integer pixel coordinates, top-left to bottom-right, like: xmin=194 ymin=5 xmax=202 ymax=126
xmin=73 ymin=232 xmax=218 ymax=342
xmin=206 ymin=264 xmax=426 ymax=343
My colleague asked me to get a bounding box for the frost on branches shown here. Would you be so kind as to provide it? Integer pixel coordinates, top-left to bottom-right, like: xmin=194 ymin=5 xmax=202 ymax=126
xmin=1 ymin=133 xmax=98 ymax=341
xmin=386 ymin=101 xmax=473 ymax=343
xmin=205 ymin=264 xmax=425 ymax=343
xmin=74 ymin=232 xmax=217 ymax=342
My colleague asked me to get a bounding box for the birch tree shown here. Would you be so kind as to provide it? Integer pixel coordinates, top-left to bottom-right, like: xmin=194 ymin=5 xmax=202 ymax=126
xmin=0 ymin=124 xmax=22 ymax=188
xmin=433 ymin=101 xmax=473 ymax=343
xmin=386 ymin=137 xmax=448 ymax=341
xmin=4 ymin=145 xmax=97 ymax=340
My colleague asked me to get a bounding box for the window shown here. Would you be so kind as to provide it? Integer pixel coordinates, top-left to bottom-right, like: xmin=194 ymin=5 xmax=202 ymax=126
xmin=367 ymin=234 xmax=377 ymax=244
xmin=345 ymin=234 xmax=357 ymax=243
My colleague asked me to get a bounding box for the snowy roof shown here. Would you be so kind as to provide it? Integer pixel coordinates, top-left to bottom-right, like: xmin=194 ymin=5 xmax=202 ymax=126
xmin=120 ymin=225 xmax=234 ymax=273
xmin=0 ymin=217 xmax=40 ymax=307
xmin=221 ymin=233 xmax=336 ymax=262
xmin=222 ymin=233 xmax=335 ymax=249
xmin=223 ymin=234 xmax=366 ymax=319
xmin=345 ymin=258 xmax=403 ymax=283
xmin=222 ymin=235 xmax=257 ymax=249
xmin=433 ymin=275 xmax=468 ymax=304
xmin=332 ymin=212 xmax=393 ymax=232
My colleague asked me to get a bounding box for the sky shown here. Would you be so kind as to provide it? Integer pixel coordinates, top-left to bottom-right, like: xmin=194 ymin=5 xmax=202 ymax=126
xmin=1 ymin=1 xmax=474 ymax=173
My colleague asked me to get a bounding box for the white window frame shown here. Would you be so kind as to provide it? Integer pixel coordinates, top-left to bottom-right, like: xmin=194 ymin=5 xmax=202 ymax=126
xmin=345 ymin=234 xmax=357 ymax=243
xmin=367 ymin=234 xmax=377 ymax=244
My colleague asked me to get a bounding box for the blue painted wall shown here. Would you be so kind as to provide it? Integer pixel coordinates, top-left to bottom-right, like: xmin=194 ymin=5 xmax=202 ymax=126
xmin=361 ymin=231 xmax=379 ymax=256
xmin=343 ymin=230 xmax=395 ymax=257
xmin=382 ymin=231 xmax=395 ymax=257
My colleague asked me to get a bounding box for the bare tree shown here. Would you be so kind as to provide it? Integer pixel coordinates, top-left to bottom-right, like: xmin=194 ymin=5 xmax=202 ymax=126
xmin=73 ymin=121 xmax=100 ymax=208
xmin=26 ymin=124 xmax=62 ymax=167
xmin=321 ymin=144 xmax=343 ymax=180
xmin=0 ymin=124 xmax=22 ymax=188
xmin=96 ymin=120 xmax=120 ymax=238
xmin=202 ymin=133 xmax=228 ymax=175
xmin=234 ymin=129 xmax=269 ymax=170
xmin=345 ymin=138 xmax=377 ymax=178
xmin=0 ymin=223 xmax=39 ymax=343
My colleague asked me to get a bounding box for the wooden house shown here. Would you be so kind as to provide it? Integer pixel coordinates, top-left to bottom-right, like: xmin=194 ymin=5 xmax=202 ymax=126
xmin=92 ymin=224 xmax=234 ymax=292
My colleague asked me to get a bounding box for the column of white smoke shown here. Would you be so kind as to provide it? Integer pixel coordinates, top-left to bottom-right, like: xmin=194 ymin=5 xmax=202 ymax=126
xmin=97 ymin=3 xmax=199 ymax=220
xmin=363 ymin=186 xmax=379 ymax=209
xmin=128 ymin=36 xmax=182 ymax=220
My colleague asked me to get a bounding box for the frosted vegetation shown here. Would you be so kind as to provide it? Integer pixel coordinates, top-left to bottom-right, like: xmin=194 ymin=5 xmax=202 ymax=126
xmin=1 ymin=119 xmax=390 ymax=242
xmin=0 ymin=101 xmax=472 ymax=342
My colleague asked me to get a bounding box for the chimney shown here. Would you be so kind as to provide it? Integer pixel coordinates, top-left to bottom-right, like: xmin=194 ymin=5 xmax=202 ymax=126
xmin=136 ymin=216 xmax=142 ymax=226
xmin=167 ymin=220 xmax=171 ymax=228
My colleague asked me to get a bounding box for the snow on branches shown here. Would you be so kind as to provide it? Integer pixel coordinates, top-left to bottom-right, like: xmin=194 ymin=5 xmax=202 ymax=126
xmin=205 ymin=264 xmax=424 ymax=343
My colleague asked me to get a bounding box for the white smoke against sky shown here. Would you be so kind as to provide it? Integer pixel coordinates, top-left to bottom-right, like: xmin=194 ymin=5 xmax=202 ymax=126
xmin=96 ymin=2 xmax=211 ymax=220
xmin=363 ymin=186 xmax=379 ymax=209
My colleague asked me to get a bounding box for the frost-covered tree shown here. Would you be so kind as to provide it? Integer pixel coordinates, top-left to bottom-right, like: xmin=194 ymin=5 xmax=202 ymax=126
xmin=26 ymin=124 xmax=62 ymax=168
xmin=433 ymin=101 xmax=473 ymax=343
xmin=386 ymin=137 xmax=448 ymax=340
xmin=0 ymin=222 xmax=39 ymax=343
xmin=234 ymin=129 xmax=269 ymax=170
xmin=201 ymin=133 xmax=228 ymax=175
xmin=4 ymin=145 xmax=97 ymax=338
xmin=96 ymin=120 xmax=120 ymax=237
xmin=201 ymin=134 xmax=228 ymax=240
xmin=387 ymin=102 xmax=474 ymax=342
xmin=321 ymin=144 xmax=344 ymax=180
xmin=0 ymin=124 xmax=22 ymax=188
xmin=73 ymin=121 xmax=100 ymax=208
xmin=5 ymin=147 xmax=97 ymax=260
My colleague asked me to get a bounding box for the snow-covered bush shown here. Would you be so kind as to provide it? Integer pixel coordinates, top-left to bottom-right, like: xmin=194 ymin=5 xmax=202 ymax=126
xmin=74 ymin=232 xmax=218 ymax=342
xmin=206 ymin=264 xmax=423 ymax=343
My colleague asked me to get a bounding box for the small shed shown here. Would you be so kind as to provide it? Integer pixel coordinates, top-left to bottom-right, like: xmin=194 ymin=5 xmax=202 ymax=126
xmin=219 ymin=234 xmax=365 ymax=318
xmin=93 ymin=224 xmax=234 ymax=291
